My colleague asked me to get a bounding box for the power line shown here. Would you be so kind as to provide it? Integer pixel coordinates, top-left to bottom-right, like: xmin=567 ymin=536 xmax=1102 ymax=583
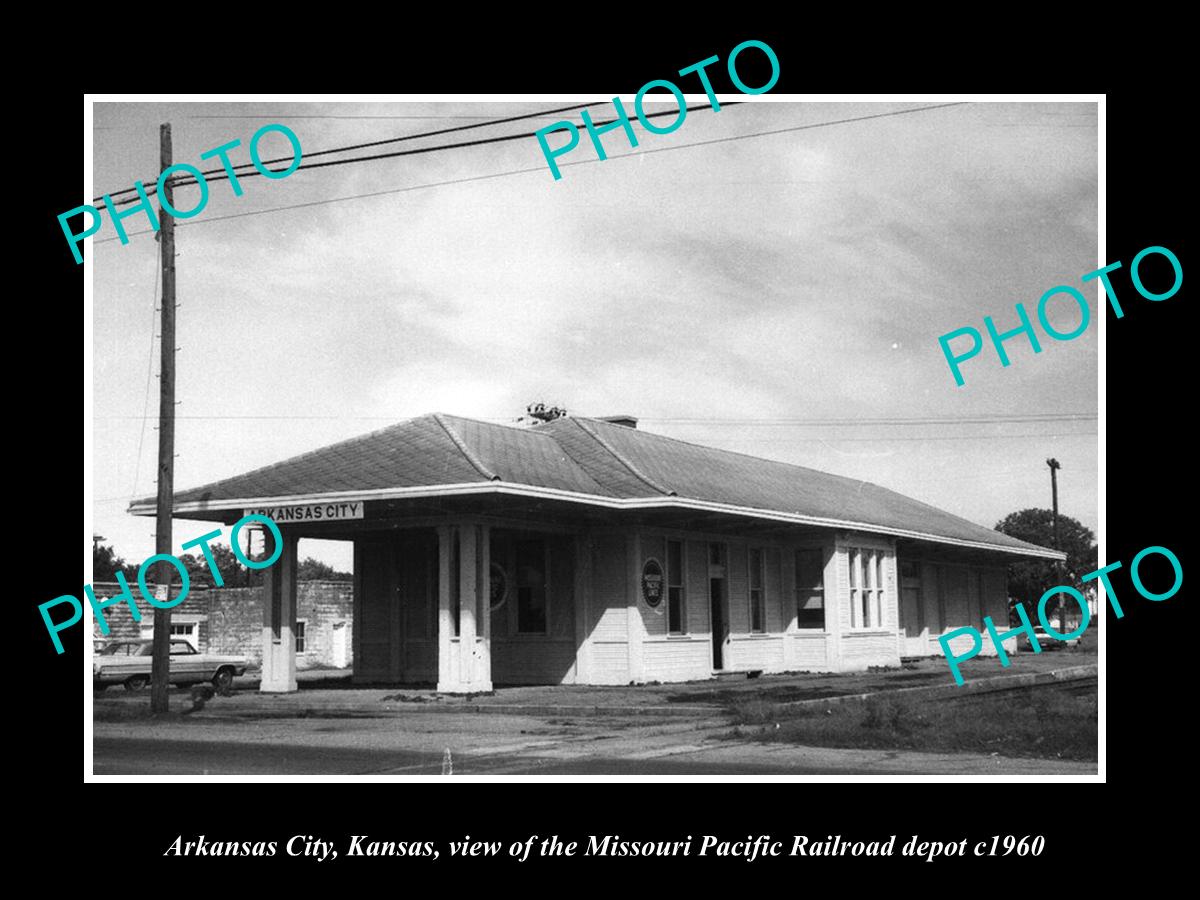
xmin=101 ymin=102 xmax=732 ymax=207
xmin=721 ymin=431 xmax=1097 ymax=443
xmin=96 ymin=102 xmax=604 ymax=202
xmin=186 ymin=114 xmax=557 ymax=120
xmin=92 ymin=102 xmax=967 ymax=244
xmin=648 ymin=413 xmax=1096 ymax=426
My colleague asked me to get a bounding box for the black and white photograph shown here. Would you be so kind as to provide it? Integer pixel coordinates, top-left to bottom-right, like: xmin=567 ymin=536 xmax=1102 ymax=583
xmin=81 ymin=92 xmax=1103 ymax=779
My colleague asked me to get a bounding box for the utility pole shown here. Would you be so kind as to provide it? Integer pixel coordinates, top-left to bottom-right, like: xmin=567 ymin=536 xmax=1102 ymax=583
xmin=1046 ymin=458 xmax=1065 ymax=634
xmin=150 ymin=123 xmax=177 ymax=715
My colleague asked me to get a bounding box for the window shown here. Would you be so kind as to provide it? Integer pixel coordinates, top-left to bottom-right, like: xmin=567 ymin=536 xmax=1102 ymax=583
xmin=515 ymin=539 xmax=547 ymax=634
xmin=143 ymin=622 xmax=197 ymax=650
xmin=748 ymin=547 xmax=765 ymax=633
xmin=295 ymin=620 xmax=307 ymax=653
xmin=450 ymin=531 xmax=461 ymax=637
xmin=848 ymin=547 xmax=886 ymax=628
xmin=666 ymin=540 xmax=686 ymax=634
xmin=794 ymin=549 xmax=825 ymax=629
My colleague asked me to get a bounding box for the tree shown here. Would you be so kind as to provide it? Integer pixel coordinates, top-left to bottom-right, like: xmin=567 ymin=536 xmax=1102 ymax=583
xmin=181 ymin=543 xmax=260 ymax=587
xmin=93 ymin=537 xmax=133 ymax=582
xmin=297 ymin=557 xmax=352 ymax=582
xmin=994 ymin=508 xmax=1098 ymax=621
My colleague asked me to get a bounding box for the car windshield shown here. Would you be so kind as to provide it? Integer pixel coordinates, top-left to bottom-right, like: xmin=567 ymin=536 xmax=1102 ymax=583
xmin=98 ymin=643 xmax=151 ymax=656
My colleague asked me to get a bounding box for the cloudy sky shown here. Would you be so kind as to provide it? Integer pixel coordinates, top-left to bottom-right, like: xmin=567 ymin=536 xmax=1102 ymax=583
xmin=90 ymin=97 xmax=1098 ymax=571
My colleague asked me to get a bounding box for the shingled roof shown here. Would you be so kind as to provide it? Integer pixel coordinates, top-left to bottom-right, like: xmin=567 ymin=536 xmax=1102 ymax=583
xmin=129 ymin=413 xmax=1061 ymax=559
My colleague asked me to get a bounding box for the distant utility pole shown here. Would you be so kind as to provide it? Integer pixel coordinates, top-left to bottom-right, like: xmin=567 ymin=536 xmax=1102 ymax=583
xmin=150 ymin=123 xmax=178 ymax=716
xmin=1046 ymin=458 xmax=1065 ymax=634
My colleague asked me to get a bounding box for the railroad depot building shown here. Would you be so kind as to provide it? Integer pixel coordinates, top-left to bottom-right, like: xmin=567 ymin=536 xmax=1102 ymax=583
xmin=129 ymin=413 xmax=1063 ymax=693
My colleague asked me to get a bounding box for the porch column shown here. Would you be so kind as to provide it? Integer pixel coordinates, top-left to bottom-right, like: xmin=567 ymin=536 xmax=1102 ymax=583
xmin=626 ymin=529 xmax=644 ymax=683
xmin=475 ymin=524 xmax=492 ymax=691
xmin=572 ymin=533 xmax=592 ymax=684
xmin=826 ymin=541 xmax=844 ymax=671
xmin=458 ymin=524 xmax=477 ymax=686
xmin=436 ymin=523 xmax=492 ymax=693
xmin=436 ymin=525 xmax=453 ymax=691
xmin=260 ymin=528 xmax=298 ymax=692
xmin=781 ymin=546 xmax=796 ymax=671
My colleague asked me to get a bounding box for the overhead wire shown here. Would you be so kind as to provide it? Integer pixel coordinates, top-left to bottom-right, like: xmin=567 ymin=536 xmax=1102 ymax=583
xmin=720 ymin=431 xmax=1097 ymax=443
xmin=92 ymin=102 xmax=966 ymax=244
xmin=95 ymin=102 xmax=606 ymax=202
xmin=99 ymin=101 xmax=738 ymax=207
xmin=96 ymin=412 xmax=1095 ymax=424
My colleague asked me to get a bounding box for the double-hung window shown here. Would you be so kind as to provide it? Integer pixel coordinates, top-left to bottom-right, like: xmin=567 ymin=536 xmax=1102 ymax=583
xmin=666 ymin=540 xmax=686 ymax=635
xmin=794 ymin=549 xmax=825 ymax=629
xmin=748 ymin=547 xmax=766 ymax=633
xmin=848 ymin=547 xmax=886 ymax=628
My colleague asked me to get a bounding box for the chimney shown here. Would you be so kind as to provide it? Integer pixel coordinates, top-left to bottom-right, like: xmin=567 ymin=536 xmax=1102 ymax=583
xmin=598 ymin=415 xmax=638 ymax=429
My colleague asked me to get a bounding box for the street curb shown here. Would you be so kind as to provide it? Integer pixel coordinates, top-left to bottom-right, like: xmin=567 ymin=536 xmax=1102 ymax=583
xmin=775 ymin=664 xmax=1098 ymax=712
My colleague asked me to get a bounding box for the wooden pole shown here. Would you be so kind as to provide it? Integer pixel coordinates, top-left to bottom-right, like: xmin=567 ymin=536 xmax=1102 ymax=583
xmin=150 ymin=123 xmax=177 ymax=715
xmin=1047 ymin=458 xmax=1064 ymax=635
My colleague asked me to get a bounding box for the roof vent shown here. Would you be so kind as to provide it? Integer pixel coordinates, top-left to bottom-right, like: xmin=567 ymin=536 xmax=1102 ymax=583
xmin=598 ymin=415 xmax=638 ymax=429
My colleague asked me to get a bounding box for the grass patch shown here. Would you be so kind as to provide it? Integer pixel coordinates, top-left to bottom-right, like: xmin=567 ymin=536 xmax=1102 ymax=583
xmin=731 ymin=683 xmax=1097 ymax=761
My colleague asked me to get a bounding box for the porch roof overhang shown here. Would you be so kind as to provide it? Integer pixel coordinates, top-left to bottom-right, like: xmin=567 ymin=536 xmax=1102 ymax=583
xmin=128 ymin=479 xmax=1066 ymax=561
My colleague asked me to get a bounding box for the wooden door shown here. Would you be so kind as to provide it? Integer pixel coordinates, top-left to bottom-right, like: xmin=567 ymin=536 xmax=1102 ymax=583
xmin=897 ymin=559 xmax=926 ymax=656
xmin=356 ymin=539 xmax=401 ymax=681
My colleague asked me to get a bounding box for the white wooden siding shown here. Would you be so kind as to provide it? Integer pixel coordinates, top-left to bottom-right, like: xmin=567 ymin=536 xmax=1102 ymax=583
xmin=587 ymin=533 xmax=629 ymax=683
xmin=727 ymin=635 xmax=786 ymax=671
xmin=790 ymin=633 xmax=831 ymax=670
xmin=641 ymin=639 xmax=711 ymax=682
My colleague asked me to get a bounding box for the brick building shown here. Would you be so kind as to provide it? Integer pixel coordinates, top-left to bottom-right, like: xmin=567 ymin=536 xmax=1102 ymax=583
xmin=92 ymin=580 xmax=352 ymax=670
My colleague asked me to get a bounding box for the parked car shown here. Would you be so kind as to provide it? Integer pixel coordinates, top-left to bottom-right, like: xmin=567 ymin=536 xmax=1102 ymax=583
xmin=93 ymin=639 xmax=250 ymax=692
xmin=1019 ymin=626 xmax=1081 ymax=652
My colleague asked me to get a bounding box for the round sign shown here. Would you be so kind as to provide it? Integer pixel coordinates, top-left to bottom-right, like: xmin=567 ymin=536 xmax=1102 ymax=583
xmin=641 ymin=557 xmax=664 ymax=609
xmin=490 ymin=562 xmax=508 ymax=611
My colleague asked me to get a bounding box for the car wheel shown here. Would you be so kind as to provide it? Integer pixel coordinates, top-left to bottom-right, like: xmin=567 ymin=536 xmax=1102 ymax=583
xmin=124 ymin=675 xmax=149 ymax=692
xmin=212 ymin=667 xmax=235 ymax=691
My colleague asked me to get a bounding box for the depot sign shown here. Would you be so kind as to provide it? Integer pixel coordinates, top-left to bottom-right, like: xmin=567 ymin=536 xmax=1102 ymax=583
xmin=243 ymin=502 xmax=364 ymax=523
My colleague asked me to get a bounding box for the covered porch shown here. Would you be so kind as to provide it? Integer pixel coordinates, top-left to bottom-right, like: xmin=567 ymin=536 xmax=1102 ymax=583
xmin=259 ymin=502 xmax=594 ymax=694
